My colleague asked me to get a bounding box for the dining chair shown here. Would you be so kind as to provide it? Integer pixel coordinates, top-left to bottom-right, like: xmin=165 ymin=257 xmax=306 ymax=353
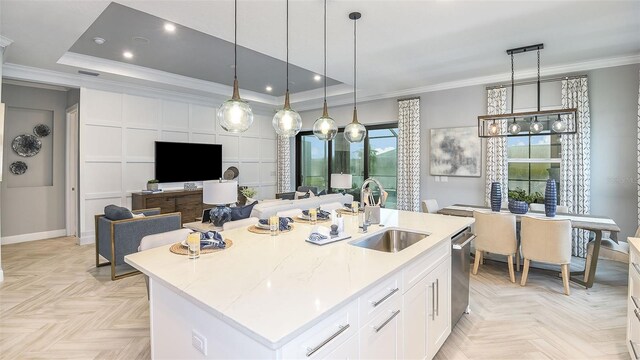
xmin=583 ymin=226 xmax=639 ymax=282
xmin=421 ymin=199 xmax=440 ymax=214
xmin=529 ymin=203 xmax=569 ymax=213
xmin=472 ymin=211 xmax=518 ymax=283
xmin=276 ymin=208 xmax=303 ymax=218
xmin=520 ymin=216 xmax=573 ymax=295
xmin=223 ymin=217 xmax=260 ymax=231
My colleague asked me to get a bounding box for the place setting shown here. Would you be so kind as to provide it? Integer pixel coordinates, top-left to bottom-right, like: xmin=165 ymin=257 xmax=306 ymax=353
xmin=170 ymin=231 xmax=232 ymax=257
xmin=294 ymin=208 xmax=331 ymax=224
xmin=248 ymin=216 xmax=294 ymax=235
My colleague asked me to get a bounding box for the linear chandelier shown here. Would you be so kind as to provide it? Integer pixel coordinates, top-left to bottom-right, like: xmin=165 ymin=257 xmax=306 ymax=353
xmin=477 ymin=44 xmax=577 ymax=138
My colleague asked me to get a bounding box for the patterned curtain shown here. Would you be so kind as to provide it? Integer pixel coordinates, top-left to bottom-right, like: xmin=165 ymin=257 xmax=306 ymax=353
xmin=397 ymin=98 xmax=421 ymax=212
xmin=560 ymin=77 xmax=591 ymax=257
xmin=276 ymin=135 xmax=291 ymax=193
xmin=485 ymin=88 xmax=508 ymax=206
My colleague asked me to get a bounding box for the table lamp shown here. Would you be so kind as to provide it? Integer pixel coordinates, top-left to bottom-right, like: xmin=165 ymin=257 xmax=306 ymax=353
xmin=203 ymin=180 xmax=238 ymax=226
xmin=331 ymin=173 xmax=353 ymax=194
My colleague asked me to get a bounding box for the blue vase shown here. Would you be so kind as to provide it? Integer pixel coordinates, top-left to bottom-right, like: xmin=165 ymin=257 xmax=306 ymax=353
xmin=545 ymin=179 xmax=557 ymax=217
xmin=490 ymin=182 xmax=501 ymax=212
xmin=508 ymin=199 xmax=529 ymax=214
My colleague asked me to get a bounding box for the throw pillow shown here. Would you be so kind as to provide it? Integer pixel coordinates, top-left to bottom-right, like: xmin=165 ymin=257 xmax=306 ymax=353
xmin=230 ymin=201 xmax=258 ymax=221
xmin=317 ymin=189 xmax=327 ymax=196
xmin=104 ymin=205 xmax=134 ymax=221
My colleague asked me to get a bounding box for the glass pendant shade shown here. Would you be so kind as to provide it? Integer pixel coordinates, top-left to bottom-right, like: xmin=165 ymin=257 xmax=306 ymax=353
xmin=488 ymin=121 xmax=499 ymax=136
xmin=530 ymin=119 xmax=544 ymax=134
xmin=344 ymin=109 xmax=366 ymax=143
xmin=272 ymin=91 xmax=302 ymax=137
xmin=508 ymin=120 xmax=521 ymax=135
xmin=313 ymin=100 xmax=338 ymax=140
xmin=552 ymin=116 xmax=566 ymax=132
xmin=217 ymin=80 xmax=253 ymax=133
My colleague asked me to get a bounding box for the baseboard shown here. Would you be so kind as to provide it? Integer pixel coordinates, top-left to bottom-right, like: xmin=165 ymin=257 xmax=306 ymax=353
xmin=1 ymin=229 xmax=67 ymax=245
xmin=79 ymin=231 xmax=95 ymax=246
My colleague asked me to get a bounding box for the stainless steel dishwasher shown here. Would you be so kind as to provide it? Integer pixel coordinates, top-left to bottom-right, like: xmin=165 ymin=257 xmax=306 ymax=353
xmin=451 ymin=227 xmax=475 ymax=328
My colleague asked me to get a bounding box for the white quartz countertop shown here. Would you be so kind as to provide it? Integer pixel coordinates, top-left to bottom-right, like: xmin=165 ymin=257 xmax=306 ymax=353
xmin=125 ymin=209 xmax=474 ymax=349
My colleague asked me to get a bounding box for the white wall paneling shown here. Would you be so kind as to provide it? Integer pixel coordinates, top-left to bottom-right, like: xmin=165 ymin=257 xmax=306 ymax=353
xmin=79 ymin=88 xmax=278 ymax=244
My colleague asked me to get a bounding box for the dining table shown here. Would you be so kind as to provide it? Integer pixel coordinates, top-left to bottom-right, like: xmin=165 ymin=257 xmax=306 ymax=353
xmin=437 ymin=204 xmax=621 ymax=289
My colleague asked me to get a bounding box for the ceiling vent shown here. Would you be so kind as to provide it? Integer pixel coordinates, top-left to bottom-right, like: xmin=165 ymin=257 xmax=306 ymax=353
xmin=78 ymin=70 xmax=100 ymax=77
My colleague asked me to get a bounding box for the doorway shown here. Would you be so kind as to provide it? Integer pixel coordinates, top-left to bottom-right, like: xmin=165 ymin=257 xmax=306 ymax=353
xmin=65 ymin=104 xmax=79 ymax=239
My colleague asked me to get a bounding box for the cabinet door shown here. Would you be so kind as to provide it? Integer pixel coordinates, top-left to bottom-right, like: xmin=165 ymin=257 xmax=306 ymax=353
xmin=427 ymin=259 xmax=451 ymax=359
xmin=403 ymin=276 xmax=428 ymax=360
xmin=321 ymin=333 xmax=359 ymax=360
xmin=360 ymin=297 xmax=403 ymax=360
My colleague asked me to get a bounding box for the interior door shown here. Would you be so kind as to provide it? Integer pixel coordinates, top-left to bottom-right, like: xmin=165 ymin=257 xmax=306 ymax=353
xmin=65 ymin=104 xmax=78 ymax=237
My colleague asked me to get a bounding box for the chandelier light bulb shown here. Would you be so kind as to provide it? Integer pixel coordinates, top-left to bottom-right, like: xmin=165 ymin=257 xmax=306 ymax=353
xmin=508 ymin=120 xmax=521 ymax=135
xmin=552 ymin=117 xmax=566 ymax=132
xmin=530 ymin=119 xmax=544 ymax=134
xmin=488 ymin=121 xmax=499 ymax=136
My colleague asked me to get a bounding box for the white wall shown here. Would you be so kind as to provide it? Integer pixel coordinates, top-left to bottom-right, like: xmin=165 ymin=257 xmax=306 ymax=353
xmin=0 ymin=46 xmax=4 ymax=281
xmin=299 ymin=63 xmax=640 ymax=239
xmin=78 ymin=88 xmax=277 ymax=244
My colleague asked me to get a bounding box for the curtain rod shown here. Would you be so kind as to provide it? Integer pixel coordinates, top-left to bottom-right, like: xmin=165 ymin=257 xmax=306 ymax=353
xmin=485 ymin=74 xmax=587 ymax=90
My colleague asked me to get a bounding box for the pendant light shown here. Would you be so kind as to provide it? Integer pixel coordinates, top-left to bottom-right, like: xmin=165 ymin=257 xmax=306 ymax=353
xmin=272 ymin=0 xmax=302 ymax=137
xmin=218 ymin=0 xmax=254 ymax=133
xmin=312 ymin=0 xmax=337 ymax=141
xmin=477 ymin=44 xmax=577 ymax=138
xmin=344 ymin=12 xmax=366 ymax=144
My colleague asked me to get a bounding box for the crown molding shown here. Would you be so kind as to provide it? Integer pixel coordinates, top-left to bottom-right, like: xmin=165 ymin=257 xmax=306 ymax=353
xmin=0 ymin=36 xmax=13 ymax=48
xmin=293 ymin=53 xmax=640 ymax=111
xmin=2 ymin=63 xmax=275 ymax=115
xmin=57 ymin=52 xmax=280 ymax=106
xmin=3 ymin=78 xmax=69 ymax=92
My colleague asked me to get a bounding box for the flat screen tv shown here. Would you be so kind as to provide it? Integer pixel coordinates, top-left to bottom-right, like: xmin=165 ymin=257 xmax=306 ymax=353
xmin=155 ymin=141 xmax=222 ymax=183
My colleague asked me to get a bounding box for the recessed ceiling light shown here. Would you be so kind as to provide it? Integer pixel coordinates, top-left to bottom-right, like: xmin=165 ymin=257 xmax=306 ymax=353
xmin=93 ymin=37 xmax=106 ymax=45
xmin=164 ymin=23 xmax=176 ymax=33
xmin=265 ymin=86 xmax=273 ymax=92
xmin=314 ymin=75 xmax=322 ymax=81
xmin=123 ymin=51 xmax=133 ymax=59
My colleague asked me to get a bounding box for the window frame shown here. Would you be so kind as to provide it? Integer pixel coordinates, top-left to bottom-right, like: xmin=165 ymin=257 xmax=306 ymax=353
xmin=506 ymin=133 xmax=561 ymax=196
xmin=295 ymin=123 xmax=398 ymax=191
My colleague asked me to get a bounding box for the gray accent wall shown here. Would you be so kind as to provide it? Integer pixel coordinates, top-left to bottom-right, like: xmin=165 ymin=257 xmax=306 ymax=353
xmin=299 ymin=63 xmax=640 ymax=239
xmin=1 ymin=84 xmax=67 ymax=237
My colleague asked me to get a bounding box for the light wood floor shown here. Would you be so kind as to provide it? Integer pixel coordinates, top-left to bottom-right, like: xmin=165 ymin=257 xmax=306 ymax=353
xmin=0 ymin=237 xmax=630 ymax=359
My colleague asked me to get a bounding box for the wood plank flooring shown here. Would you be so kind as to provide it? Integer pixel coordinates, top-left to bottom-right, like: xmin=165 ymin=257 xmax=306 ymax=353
xmin=0 ymin=236 xmax=630 ymax=359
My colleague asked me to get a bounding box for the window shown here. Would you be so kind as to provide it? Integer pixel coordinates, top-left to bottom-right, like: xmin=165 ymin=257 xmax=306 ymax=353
xmin=296 ymin=124 xmax=398 ymax=209
xmin=507 ymin=133 xmax=560 ymax=199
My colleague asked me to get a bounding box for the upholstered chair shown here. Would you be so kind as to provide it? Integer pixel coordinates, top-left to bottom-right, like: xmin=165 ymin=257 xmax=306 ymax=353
xmin=421 ymin=199 xmax=440 ymax=214
xmin=472 ymin=211 xmax=518 ymax=283
xmin=276 ymin=208 xmax=303 ymax=218
xmin=223 ymin=217 xmax=259 ymax=231
xmin=583 ymin=226 xmax=639 ymax=282
xmin=139 ymin=228 xmax=192 ymax=298
xmin=520 ymin=216 xmax=573 ymax=295
xmin=529 ymin=203 xmax=569 ymax=213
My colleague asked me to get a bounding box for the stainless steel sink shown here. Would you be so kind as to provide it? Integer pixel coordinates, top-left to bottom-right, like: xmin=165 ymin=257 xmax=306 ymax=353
xmin=350 ymin=229 xmax=429 ymax=253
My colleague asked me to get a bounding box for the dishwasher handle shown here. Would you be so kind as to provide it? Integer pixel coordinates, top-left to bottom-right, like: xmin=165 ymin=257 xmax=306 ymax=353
xmin=452 ymin=234 xmax=476 ymax=250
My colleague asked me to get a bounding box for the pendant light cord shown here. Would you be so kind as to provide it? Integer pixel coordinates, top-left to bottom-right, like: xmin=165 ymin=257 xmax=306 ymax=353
xmin=323 ymin=0 xmax=327 ymax=101
xmin=286 ymin=0 xmax=289 ymax=92
xmin=353 ymin=16 xmax=357 ymax=111
xmin=537 ymin=48 xmax=541 ymax=112
xmin=510 ymin=53 xmax=514 ymax=114
xmin=234 ymin=0 xmax=237 ymax=80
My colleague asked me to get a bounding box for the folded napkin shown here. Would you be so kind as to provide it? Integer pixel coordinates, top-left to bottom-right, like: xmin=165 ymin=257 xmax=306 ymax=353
xmin=308 ymin=232 xmax=328 ymax=242
xmin=258 ymin=217 xmax=293 ymax=231
xmin=302 ymin=209 xmax=331 ymax=219
xmin=343 ymin=203 xmax=352 ymax=209
xmin=199 ymin=231 xmax=226 ymax=249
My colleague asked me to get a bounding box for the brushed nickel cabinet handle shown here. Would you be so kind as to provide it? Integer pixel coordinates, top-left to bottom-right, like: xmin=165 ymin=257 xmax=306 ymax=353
xmin=305 ymin=324 xmax=350 ymax=357
xmin=371 ymin=288 xmax=399 ymax=307
xmin=632 ymin=296 xmax=640 ymax=310
xmin=633 ymin=263 xmax=640 ymax=276
xmin=373 ymin=310 xmax=401 ymax=333
xmin=631 ymin=340 xmax=639 ymax=360
xmin=431 ymin=282 xmax=435 ymax=321
xmin=436 ymin=278 xmax=440 ymax=316
xmin=634 ymin=309 xmax=640 ymax=323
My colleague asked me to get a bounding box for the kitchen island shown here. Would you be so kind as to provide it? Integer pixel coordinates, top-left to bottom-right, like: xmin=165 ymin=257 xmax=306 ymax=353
xmin=125 ymin=209 xmax=474 ymax=359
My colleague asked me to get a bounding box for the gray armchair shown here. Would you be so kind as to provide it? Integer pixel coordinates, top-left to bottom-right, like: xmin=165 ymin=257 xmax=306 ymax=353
xmin=95 ymin=207 xmax=182 ymax=280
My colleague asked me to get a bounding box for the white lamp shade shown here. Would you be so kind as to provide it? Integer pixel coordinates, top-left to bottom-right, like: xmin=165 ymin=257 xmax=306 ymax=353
xmin=331 ymin=173 xmax=353 ymax=189
xmin=203 ymin=180 xmax=238 ymax=205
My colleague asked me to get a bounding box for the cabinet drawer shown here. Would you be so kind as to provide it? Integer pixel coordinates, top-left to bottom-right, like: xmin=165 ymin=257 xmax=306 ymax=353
xmin=146 ymin=197 xmax=176 ymax=213
xmin=359 ymin=296 xmax=402 ymax=360
xmin=281 ymin=300 xmax=358 ymax=359
xmin=359 ymin=272 xmax=402 ymax=326
xmin=402 ymin=240 xmax=449 ymax=293
xmin=176 ymin=194 xmax=201 ymax=206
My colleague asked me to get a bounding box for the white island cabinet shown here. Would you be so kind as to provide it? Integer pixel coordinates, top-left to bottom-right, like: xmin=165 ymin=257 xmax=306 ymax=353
xmin=125 ymin=209 xmax=473 ymax=359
